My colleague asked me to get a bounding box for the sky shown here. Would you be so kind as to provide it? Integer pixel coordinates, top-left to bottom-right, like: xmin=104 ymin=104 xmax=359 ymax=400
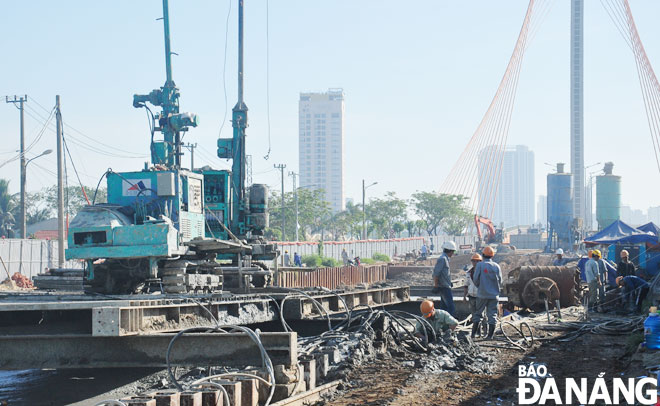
xmin=1 ymin=0 xmax=660 ymax=215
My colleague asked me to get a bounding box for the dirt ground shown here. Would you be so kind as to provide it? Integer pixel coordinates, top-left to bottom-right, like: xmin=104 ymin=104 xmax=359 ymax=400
xmin=321 ymin=322 xmax=644 ymax=406
xmin=388 ymin=251 xmax=555 ymax=287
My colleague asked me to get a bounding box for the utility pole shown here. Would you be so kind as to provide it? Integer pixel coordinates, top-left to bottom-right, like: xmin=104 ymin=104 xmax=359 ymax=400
xmin=5 ymin=95 xmax=27 ymax=238
xmin=56 ymin=96 xmax=65 ymax=268
xmin=289 ymin=171 xmax=299 ymax=241
xmin=362 ymin=180 xmax=366 ymax=240
xmin=183 ymin=143 xmax=197 ymax=170
xmin=274 ymin=164 xmax=286 ymax=240
xmin=362 ymin=179 xmax=378 ymax=240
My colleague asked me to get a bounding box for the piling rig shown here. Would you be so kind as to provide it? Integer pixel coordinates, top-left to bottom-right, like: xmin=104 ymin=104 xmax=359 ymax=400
xmin=65 ymin=0 xmax=276 ymax=294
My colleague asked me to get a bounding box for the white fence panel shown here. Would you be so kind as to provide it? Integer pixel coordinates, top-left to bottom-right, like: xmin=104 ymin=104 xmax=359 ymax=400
xmin=0 ymin=239 xmax=82 ymax=280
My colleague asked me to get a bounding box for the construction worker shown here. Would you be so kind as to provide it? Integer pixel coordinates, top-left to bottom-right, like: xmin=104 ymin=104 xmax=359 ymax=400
xmin=472 ymin=246 xmax=502 ymax=339
xmin=293 ymin=252 xmax=302 ymax=267
xmin=431 ymin=241 xmax=457 ymax=316
xmin=553 ymin=248 xmax=566 ymax=266
xmin=594 ymin=249 xmax=609 ymax=303
xmin=415 ymin=300 xmax=458 ymax=343
xmin=341 ymin=249 xmax=349 ymax=266
xmin=585 ymin=250 xmax=602 ymax=312
xmin=464 ymin=253 xmax=485 ymax=336
xmin=616 ymin=275 xmax=649 ymax=313
xmin=617 ymin=250 xmax=636 ymax=278
xmin=420 ymin=242 xmax=428 ymax=260
xmin=283 ymin=251 xmax=291 ymax=267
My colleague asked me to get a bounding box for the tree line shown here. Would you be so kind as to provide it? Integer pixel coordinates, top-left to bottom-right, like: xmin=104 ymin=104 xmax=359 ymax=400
xmin=0 ymin=177 xmax=472 ymax=241
xmin=265 ymin=189 xmax=472 ymax=241
xmin=0 ymin=179 xmax=106 ymax=237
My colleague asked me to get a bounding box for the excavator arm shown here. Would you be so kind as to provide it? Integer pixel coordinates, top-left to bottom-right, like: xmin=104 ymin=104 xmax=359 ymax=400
xmin=474 ymin=215 xmax=497 ymax=243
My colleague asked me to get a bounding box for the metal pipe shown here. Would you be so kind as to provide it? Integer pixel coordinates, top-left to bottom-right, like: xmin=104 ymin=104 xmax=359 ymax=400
xmin=162 ymin=0 xmax=173 ymax=84
xmin=238 ymin=0 xmax=244 ymax=104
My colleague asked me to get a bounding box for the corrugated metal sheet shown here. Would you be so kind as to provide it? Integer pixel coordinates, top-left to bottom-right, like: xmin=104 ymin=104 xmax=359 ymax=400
xmin=276 ymin=264 xmax=388 ymax=289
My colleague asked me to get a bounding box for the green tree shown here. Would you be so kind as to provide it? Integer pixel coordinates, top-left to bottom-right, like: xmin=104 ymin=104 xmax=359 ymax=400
xmin=269 ymin=188 xmax=330 ymax=241
xmin=35 ymin=185 xmax=107 ymax=219
xmin=442 ymin=201 xmax=473 ymax=236
xmin=0 ymin=179 xmax=17 ymax=237
xmin=414 ymin=219 xmax=428 ymax=237
xmin=410 ymin=191 xmax=471 ymax=236
xmin=365 ymin=191 xmax=407 ymax=238
xmin=392 ymin=222 xmax=405 ymax=237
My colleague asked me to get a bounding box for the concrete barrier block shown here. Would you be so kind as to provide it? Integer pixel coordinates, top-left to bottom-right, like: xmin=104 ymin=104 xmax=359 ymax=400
xmin=152 ymin=390 xmax=181 ymax=406
xmin=180 ymin=391 xmax=202 ymax=406
xmin=200 ymin=389 xmax=221 ymax=406
xmin=300 ymin=358 xmax=316 ymax=390
xmin=220 ymin=381 xmax=242 ymax=406
xmin=123 ymin=398 xmax=156 ymax=406
xmin=239 ymin=378 xmax=259 ymax=406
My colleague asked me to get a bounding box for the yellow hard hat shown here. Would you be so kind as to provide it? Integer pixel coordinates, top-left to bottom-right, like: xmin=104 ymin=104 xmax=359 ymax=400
xmin=592 ymin=249 xmax=601 ymax=258
xmin=471 ymin=253 xmax=483 ymax=261
xmin=420 ymin=300 xmax=435 ymax=318
xmin=620 ymin=250 xmax=629 ymax=258
xmin=482 ymin=246 xmax=495 ymax=257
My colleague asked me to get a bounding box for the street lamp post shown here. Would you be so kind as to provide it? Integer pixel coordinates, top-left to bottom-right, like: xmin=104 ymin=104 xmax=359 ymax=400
xmin=21 ymin=149 xmax=53 ymax=237
xmin=584 ymin=162 xmax=601 ymax=232
xmin=362 ymin=179 xmax=377 ymax=240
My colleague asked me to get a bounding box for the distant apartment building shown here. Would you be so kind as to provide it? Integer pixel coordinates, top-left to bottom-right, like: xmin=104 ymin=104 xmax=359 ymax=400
xmin=477 ymin=145 xmax=535 ymax=227
xmin=621 ymin=205 xmax=647 ymax=226
xmin=649 ymin=206 xmax=660 ymax=224
xmin=299 ymin=89 xmax=345 ymax=212
xmin=537 ymin=195 xmax=547 ymax=226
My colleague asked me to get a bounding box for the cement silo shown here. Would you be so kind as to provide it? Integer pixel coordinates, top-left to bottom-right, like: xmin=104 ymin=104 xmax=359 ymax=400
xmin=547 ymin=163 xmax=574 ymax=250
xmin=596 ymin=162 xmax=621 ymax=230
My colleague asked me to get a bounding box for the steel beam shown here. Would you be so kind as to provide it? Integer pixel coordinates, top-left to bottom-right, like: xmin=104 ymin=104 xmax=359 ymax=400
xmin=0 ymin=332 xmax=297 ymax=370
xmin=0 ymin=295 xmax=277 ymax=336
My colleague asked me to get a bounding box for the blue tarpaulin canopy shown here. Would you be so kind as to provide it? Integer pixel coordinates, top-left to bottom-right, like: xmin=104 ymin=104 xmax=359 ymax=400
xmin=584 ymin=220 xmax=658 ymax=245
xmin=638 ymin=222 xmax=660 ymax=237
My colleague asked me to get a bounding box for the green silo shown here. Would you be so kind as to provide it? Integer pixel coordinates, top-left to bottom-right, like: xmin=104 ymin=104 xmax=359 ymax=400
xmin=596 ymin=162 xmax=621 ymax=230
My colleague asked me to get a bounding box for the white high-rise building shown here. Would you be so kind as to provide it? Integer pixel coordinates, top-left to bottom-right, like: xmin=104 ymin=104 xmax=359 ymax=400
xmin=299 ymin=89 xmax=345 ymax=212
xmin=477 ymin=145 xmax=535 ymax=227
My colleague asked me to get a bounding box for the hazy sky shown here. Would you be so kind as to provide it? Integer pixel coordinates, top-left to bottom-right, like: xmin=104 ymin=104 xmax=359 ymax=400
xmin=1 ymin=1 xmax=659 ymax=214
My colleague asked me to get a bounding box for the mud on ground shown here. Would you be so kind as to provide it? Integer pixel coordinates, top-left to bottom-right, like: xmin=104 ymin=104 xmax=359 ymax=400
xmin=317 ymin=321 xmax=644 ymax=406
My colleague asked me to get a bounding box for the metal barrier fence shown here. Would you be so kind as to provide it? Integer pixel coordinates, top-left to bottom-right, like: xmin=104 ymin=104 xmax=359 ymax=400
xmin=0 ymin=239 xmax=82 ymax=279
xmin=276 ymin=264 xmax=388 ymax=289
xmin=276 ymin=235 xmax=476 ymax=262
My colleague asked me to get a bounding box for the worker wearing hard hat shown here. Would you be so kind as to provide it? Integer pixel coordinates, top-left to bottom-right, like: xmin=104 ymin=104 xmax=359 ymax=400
xmin=471 ymin=246 xmax=502 ymax=339
xmin=616 ymin=250 xmax=636 ymax=278
xmin=553 ymin=248 xmax=566 ymax=266
xmin=585 ymin=249 xmax=603 ymax=312
xmin=415 ymin=300 xmax=458 ymax=343
xmin=463 ymin=253 xmax=484 ymax=334
xmin=431 ymin=241 xmax=457 ymax=316
xmin=593 ymin=249 xmax=610 ymax=304
xmin=616 ymin=275 xmax=649 ymax=313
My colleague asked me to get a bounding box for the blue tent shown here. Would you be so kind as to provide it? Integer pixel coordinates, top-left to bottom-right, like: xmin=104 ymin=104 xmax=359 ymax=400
xmin=638 ymin=222 xmax=660 ymax=237
xmin=584 ymin=219 xmax=658 ymax=245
